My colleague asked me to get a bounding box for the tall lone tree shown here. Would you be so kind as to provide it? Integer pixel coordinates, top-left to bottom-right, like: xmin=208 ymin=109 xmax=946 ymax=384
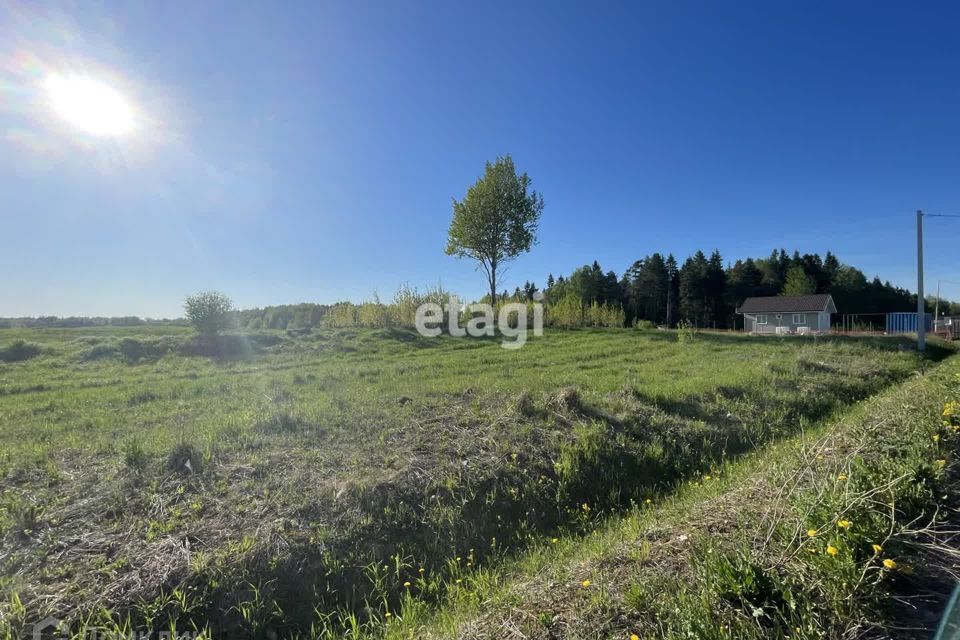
xmin=446 ymin=155 xmax=543 ymax=308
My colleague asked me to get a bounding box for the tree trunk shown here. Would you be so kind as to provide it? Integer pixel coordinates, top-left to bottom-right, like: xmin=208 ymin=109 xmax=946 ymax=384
xmin=490 ymin=269 xmax=497 ymax=309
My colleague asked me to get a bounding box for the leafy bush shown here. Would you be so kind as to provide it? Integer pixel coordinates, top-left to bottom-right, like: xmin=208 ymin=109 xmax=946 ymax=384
xmin=546 ymin=293 xmax=584 ymax=328
xmin=184 ymin=291 xmax=234 ymax=338
xmin=0 ymin=340 xmax=42 ymax=363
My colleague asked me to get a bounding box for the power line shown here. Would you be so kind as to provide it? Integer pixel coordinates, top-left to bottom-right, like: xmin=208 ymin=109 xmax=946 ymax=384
xmin=923 ymin=213 xmax=960 ymax=219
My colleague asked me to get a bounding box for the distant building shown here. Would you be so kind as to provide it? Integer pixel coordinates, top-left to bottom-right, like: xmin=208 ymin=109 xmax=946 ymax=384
xmin=736 ymin=294 xmax=836 ymax=335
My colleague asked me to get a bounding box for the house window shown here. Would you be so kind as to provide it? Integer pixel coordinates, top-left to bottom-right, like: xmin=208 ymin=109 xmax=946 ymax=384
xmin=756 ymin=314 xmax=768 ymax=325
xmin=792 ymin=313 xmax=807 ymax=325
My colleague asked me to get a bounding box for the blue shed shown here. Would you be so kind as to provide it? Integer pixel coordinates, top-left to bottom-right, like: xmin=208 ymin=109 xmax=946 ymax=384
xmin=886 ymin=312 xmax=933 ymax=334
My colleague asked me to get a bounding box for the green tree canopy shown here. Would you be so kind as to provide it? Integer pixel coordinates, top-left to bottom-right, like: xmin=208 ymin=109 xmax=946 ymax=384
xmin=184 ymin=291 xmax=234 ymax=338
xmin=446 ymin=155 xmax=543 ymax=307
xmin=781 ymin=265 xmax=817 ymax=296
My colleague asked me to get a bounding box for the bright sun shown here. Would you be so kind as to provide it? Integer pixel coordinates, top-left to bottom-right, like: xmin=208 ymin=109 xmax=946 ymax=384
xmin=44 ymin=74 xmax=137 ymax=137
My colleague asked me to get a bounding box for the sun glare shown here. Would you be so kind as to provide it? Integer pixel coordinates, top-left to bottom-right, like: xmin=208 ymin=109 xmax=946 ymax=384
xmin=44 ymin=73 xmax=137 ymax=137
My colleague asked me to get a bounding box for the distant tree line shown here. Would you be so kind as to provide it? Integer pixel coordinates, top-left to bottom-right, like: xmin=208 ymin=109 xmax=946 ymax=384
xmin=6 ymin=249 xmax=959 ymax=333
xmin=530 ymin=249 xmax=960 ymax=330
xmin=236 ymin=303 xmax=332 ymax=331
xmin=0 ymin=316 xmax=184 ymax=329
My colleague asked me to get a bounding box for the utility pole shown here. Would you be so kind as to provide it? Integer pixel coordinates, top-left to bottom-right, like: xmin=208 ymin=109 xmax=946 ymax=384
xmin=917 ymin=209 xmax=925 ymax=352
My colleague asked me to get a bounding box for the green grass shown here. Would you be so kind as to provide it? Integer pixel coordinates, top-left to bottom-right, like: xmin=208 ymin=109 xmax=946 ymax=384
xmin=401 ymin=349 xmax=960 ymax=640
xmin=0 ymin=326 xmax=948 ymax=638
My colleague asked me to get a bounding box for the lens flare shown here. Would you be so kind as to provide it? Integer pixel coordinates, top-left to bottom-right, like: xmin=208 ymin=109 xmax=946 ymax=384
xmin=43 ymin=73 xmax=136 ymax=137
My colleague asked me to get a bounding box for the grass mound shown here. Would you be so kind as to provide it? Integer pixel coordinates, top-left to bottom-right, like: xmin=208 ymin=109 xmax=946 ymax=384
xmin=0 ymin=340 xmax=42 ymax=363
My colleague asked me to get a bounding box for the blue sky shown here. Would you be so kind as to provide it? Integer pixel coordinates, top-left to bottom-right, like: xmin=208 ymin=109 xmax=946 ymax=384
xmin=2 ymin=1 xmax=959 ymax=317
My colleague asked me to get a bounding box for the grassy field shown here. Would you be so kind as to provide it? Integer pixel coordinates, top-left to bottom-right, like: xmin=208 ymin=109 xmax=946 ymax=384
xmin=0 ymin=326 xmax=950 ymax=638
xmin=403 ymin=348 xmax=960 ymax=640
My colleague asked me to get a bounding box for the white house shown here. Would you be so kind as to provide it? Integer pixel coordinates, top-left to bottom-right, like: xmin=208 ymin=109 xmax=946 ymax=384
xmin=736 ymin=294 xmax=836 ymax=335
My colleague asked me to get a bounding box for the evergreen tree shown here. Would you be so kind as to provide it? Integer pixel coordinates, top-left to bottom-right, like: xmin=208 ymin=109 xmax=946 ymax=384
xmin=705 ymin=250 xmax=727 ymax=327
xmin=679 ymin=251 xmax=709 ymax=326
xmin=665 ymin=254 xmax=679 ymax=326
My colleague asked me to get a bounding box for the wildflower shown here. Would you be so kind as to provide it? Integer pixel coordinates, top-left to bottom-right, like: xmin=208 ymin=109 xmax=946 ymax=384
xmin=933 ymin=434 xmax=941 ymax=443
xmin=385 ymin=612 xmax=392 ymax=619
xmin=582 ymin=579 xmax=591 ymax=588
xmin=644 ymin=498 xmax=652 ymax=504
xmin=631 ymin=635 xmax=640 ymax=640
xmin=456 ymin=556 xmax=461 ymax=562
xmin=418 ymin=567 xmax=425 ymax=573
xmin=456 ymin=578 xmax=463 ymax=584
xmin=551 ymin=537 xmax=559 ymax=544
xmin=882 ymin=558 xmax=897 ymax=569
xmin=936 ymin=459 xmax=946 ymax=469
xmin=837 ymin=520 xmax=851 ymax=529
xmin=826 ymin=545 xmax=839 ymax=556
xmin=704 ymin=475 xmax=712 ymax=481
xmin=872 ymin=544 xmax=883 ymax=554
xmin=837 ymin=473 xmax=847 ymax=481
xmin=403 ymin=581 xmax=411 ymax=587
xmin=807 ymin=528 xmax=818 ymax=538
xmin=581 ymin=503 xmax=590 ymax=512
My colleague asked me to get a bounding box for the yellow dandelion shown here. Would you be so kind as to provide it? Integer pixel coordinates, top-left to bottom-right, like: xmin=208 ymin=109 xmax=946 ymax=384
xmin=837 ymin=520 xmax=851 ymax=529
xmin=932 ymin=434 xmax=940 ymax=442
xmin=456 ymin=578 xmax=463 ymax=584
xmin=631 ymin=635 xmax=640 ymax=640
xmin=644 ymin=498 xmax=652 ymax=504
xmin=418 ymin=567 xmax=425 ymax=573
xmin=837 ymin=473 xmax=847 ymax=480
xmin=385 ymin=612 xmax=392 ymax=618
xmin=807 ymin=528 xmax=818 ymax=538
xmin=826 ymin=545 xmax=839 ymax=556
xmin=403 ymin=581 xmax=411 ymax=587
xmin=882 ymin=558 xmax=897 ymax=569
xmin=551 ymin=537 xmax=559 ymax=544
xmin=581 ymin=579 xmax=591 ymax=588
xmin=871 ymin=544 xmax=883 ymax=554
xmin=936 ymin=459 xmax=946 ymax=469
xmin=704 ymin=475 xmax=712 ymax=481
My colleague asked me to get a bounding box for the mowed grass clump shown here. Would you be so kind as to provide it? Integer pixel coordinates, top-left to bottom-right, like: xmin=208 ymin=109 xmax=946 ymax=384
xmin=0 ymin=326 xmax=945 ymax=638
